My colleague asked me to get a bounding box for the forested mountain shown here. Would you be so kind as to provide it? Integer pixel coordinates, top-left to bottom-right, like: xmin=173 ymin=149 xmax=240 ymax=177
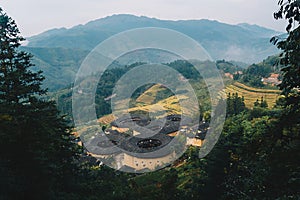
xmin=22 ymin=15 xmax=283 ymax=91
xmin=27 ymin=14 xmax=280 ymax=64
xmin=20 ymin=47 xmax=89 ymax=91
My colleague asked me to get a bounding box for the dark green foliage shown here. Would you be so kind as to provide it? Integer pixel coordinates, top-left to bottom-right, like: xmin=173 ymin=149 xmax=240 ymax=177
xmin=273 ymin=0 xmax=300 ymax=33
xmin=154 ymin=88 xmax=174 ymax=103
xmin=216 ymin=59 xmax=243 ymax=74
xmin=246 ymin=63 xmax=269 ymax=77
xmin=0 ymin=8 xmax=82 ymax=199
xmin=220 ymin=113 xmax=272 ymax=199
xmin=217 ymin=5 xmax=300 ymax=193
xmin=167 ymin=60 xmax=202 ymax=81
xmin=67 ymin=165 xmax=132 ymax=200
xmin=226 ymin=92 xmax=246 ymax=116
xmin=236 ymin=56 xmax=281 ymax=88
xmin=276 ymin=28 xmax=300 ymax=96
xmin=272 ymin=1 xmax=300 ymax=107
xmin=260 ymin=97 xmax=268 ymax=108
xmin=202 ymin=103 xmax=299 ymax=199
xmin=254 ymin=96 xmax=268 ymax=108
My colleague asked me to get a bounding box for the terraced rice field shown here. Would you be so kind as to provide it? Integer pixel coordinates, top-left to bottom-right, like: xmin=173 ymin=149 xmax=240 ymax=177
xmin=99 ymin=84 xmax=199 ymax=124
xmin=100 ymin=93 xmax=195 ymax=124
xmin=98 ymin=114 xmax=116 ymax=124
xmin=99 ymin=81 xmax=280 ymax=124
xmin=136 ymin=84 xmax=166 ymax=104
xmin=226 ymin=82 xmax=281 ymax=108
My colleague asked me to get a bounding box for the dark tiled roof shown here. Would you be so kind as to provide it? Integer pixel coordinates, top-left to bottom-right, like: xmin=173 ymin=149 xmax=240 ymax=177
xmin=119 ymin=133 xmax=172 ymax=154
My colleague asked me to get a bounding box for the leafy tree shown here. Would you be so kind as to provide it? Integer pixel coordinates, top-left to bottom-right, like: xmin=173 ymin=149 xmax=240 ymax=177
xmin=272 ymin=0 xmax=300 ymax=108
xmin=254 ymin=96 xmax=268 ymax=108
xmin=271 ymin=0 xmax=300 ymax=167
xmin=226 ymin=93 xmax=246 ymax=116
xmin=236 ymin=57 xmax=281 ymax=88
xmin=260 ymin=96 xmax=268 ymax=108
xmin=0 ymin=8 xmax=81 ymax=199
xmin=254 ymin=99 xmax=260 ymax=107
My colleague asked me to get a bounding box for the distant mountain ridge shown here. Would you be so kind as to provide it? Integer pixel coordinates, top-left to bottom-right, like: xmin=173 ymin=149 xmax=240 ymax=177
xmin=27 ymin=14 xmax=281 ymax=63
xmin=23 ymin=14 xmax=283 ymax=91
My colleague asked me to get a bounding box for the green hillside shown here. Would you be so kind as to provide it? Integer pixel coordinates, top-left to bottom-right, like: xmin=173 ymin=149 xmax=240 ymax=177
xmin=27 ymin=15 xmax=280 ymax=64
xmin=20 ymin=15 xmax=283 ymax=91
xmin=21 ymin=46 xmax=89 ymax=91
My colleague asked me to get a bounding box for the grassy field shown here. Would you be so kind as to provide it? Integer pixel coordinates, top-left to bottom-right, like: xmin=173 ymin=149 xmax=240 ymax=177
xmin=226 ymin=82 xmax=281 ymax=108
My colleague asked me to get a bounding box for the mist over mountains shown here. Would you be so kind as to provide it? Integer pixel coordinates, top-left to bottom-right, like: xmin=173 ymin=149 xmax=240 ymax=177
xmin=23 ymin=14 xmax=282 ymax=90
xmin=27 ymin=14 xmax=281 ymax=62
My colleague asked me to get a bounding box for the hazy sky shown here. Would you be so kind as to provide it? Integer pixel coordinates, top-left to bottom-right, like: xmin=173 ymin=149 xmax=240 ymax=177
xmin=2 ymin=0 xmax=287 ymax=37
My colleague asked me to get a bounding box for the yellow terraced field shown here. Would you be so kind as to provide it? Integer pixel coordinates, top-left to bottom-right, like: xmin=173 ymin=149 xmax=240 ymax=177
xmin=99 ymin=83 xmax=200 ymax=124
xmin=233 ymin=82 xmax=280 ymax=94
xmin=226 ymin=82 xmax=281 ymax=108
xmin=98 ymin=114 xmax=116 ymax=124
xmin=99 ymin=82 xmax=280 ymax=124
xmin=136 ymin=84 xmax=166 ymax=104
xmin=99 ymin=94 xmax=197 ymax=124
xmin=99 ymin=95 xmax=184 ymax=124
